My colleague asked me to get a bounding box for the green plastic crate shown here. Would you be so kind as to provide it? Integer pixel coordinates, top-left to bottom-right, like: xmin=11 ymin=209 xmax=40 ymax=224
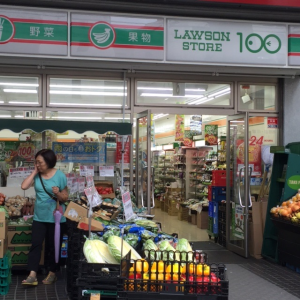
xmin=0 ymin=268 xmax=9 ymax=278
xmin=0 ymin=284 xmax=9 ymax=295
xmin=0 ymin=251 xmax=11 ymax=270
xmin=208 ymin=217 xmax=213 ymax=232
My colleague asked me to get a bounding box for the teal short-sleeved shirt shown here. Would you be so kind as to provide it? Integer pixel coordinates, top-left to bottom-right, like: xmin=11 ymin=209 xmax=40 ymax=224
xmin=33 ymin=169 xmax=67 ymax=223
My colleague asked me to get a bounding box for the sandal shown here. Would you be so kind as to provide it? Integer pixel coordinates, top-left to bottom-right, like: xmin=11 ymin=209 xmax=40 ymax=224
xmin=42 ymin=273 xmax=57 ymax=285
xmin=22 ymin=276 xmax=38 ymax=286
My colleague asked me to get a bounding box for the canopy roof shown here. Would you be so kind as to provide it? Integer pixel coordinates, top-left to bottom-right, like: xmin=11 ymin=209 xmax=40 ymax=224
xmin=0 ymin=119 xmax=132 ymax=135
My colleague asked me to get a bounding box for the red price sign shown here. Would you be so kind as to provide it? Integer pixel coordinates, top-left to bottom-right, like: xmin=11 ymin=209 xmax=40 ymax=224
xmin=17 ymin=143 xmax=35 ymax=161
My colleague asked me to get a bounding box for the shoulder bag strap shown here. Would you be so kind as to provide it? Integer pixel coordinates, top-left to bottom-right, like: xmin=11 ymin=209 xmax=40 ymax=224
xmin=38 ymin=172 xmax=55 ymax=199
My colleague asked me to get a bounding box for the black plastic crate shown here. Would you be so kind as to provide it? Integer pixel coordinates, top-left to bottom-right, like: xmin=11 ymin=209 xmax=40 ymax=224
xmin=218 ymin=235 xmax=226 ymax=248
xmin=77 ymin=288 xmax=117 ymax=300
xmin=218 ymin=222 xmax=226 ymax=236
xmin=218 ymin=211 xmax=226 ymax=222
xmin=78 ymin=261 xmax=121 ymax=282
xmin=218 ymin=202 xmax=226 ymax=212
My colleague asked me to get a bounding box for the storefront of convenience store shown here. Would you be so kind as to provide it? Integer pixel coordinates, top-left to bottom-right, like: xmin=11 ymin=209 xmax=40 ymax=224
xmin=0 ymin=0 xmax=300 ymax=265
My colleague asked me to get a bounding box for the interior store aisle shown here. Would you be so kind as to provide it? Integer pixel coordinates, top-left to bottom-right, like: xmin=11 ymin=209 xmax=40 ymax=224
xmin=152 ymin=208 xmax=209 ymax=242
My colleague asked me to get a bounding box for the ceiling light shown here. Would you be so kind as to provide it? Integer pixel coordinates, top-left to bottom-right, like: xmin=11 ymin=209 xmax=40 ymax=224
xmin=0 ymin=101 xmax=4 ymax=104
xmin=153 ymin=114 xmax=169 ymax=120
xmin=3 ymin=89 xmax=37 ymax=93
xmin=140 ymin=93 xmax=203 ymax=97
xmin=0 ymin=83 xmax=39 ymax=87
xmin=50 ymin=91 xmax=127 ymax=96
xmin=231 ymin=121 xmax=244 ymax=123
xmin=50 ymin=103 xmax=123 ymax=107
xmin=104 ymin=117 xmax=130 ymax=120
xmin=15 ymin=115 xmax=24 ymax=118
xmin=208 ymin=88 xmax=230 ymax=98
xmin=50 ymin=116 xmax=102 ymax=120
xmin=50 ymin=84 xmax=126 ymax=90
xmin=194 ymin=97 xmax=215 ymax=105
xmin=137 ymin=87 xmax=205 ymax=92
xmin=214 ymin=91 xmax=230 ymax=98
xmin=0 ymin=115 xmax=11 ymax=118
xmin=9 ymin=101 xmax=38 ymax=104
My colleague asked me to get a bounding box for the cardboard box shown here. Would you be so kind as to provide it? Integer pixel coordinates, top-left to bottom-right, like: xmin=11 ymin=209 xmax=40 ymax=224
xmin=197 ymin=211 xmax=209 ymax=229
xmin=0 ymin=220 xmax=7 ymax=239
xmin=95 ymin=181 xmax=115 ymax=199
xmin=155 ymin=199 xmax=161 ymax=209
xmin=0 ymin=212 xmax=6 ymax=220
xmin=261 ymin=201 xmax=268 ymax=232
xmin=8 ymin=244 xmax=44 ymax=265
xmin=77 ymin=217 xmax=104 ymax=231
xmin=191 ymin=214 xmax=197 ymax=225
xmin=8 ymin=225 xmax=32 ymax=245
xmin=0 ymin=238 xmax=8 ymax=259
xmin=249 ymin=221 xmax=263 ymax=259
xmin=64 ymin=201 xmax=88 ymax=222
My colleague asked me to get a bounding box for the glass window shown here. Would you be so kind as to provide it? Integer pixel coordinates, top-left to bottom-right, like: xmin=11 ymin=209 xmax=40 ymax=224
xmin=136 ymin=81 xmax=231 ymax=106
xmin=239 ymin=84 xmax=277 ymax=112
xmin=48 ymin=78 xmax=128 ymax=108
xmin=0 ymin=110 xmax=42 ymax=119
xmin=0 ymin=76 xmax=40 ymax=106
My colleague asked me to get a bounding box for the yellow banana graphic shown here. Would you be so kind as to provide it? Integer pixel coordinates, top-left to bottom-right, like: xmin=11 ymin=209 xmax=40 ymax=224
xmin=93 ymin=28 xmax=111 ymax=44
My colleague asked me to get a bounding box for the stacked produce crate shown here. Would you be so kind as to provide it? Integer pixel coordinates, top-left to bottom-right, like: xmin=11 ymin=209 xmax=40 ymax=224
xmin=178 ymin=206 xmax=189 ymax=221
xmin=0 ymin=251 xmax=11 ymax=296
xmin=207 ymin=171 xmax=230 ymax=243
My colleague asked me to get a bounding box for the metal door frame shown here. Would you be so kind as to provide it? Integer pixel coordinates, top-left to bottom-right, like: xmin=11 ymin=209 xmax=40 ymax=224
xmin=135 ymin=110 xmax=152 ymax=214
xmin=226 ymin=112 xmax=250 ymax=258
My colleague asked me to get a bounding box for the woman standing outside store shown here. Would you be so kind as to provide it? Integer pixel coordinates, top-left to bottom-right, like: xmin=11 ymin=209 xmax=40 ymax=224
xmin=21 ymin=149 xmax=68 ymax=286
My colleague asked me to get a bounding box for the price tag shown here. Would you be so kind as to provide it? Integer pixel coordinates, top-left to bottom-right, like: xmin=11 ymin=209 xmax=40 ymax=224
xmin=99 ymin=166 xmax=114 ymax=177
xmin=77 ymin=177 xmax=86 ymax=193
xmin=70 ymin=178 xmax=78 ymax=194
xmin=9 ymin=168 xmax=24 ymax=178
xmin=122 ymin=191 xmax=134 ymax=221
xmin=86 ymin=176 xmax=94 ymax=188
xmin=80 ymin=165 xmax=94 ymax=177
xmin=84 ymin=186 xmax=102 ymax=208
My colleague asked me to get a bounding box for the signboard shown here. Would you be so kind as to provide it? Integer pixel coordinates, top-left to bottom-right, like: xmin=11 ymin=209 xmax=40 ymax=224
xmin=167 ymin=19 xmax=287 ymax=66
xmin=9 ymin=167 xmax=35 ymax=178
xmin=84 ymin=186 xmax=102 ymax=208
xmin=122 ymin=191 xmax=134 ymax=221
xmin=267 ymin=117 xmax=278 ymax=128
xmin=77 ymin=177 xmax=86 ymax=193
xmin=175 ymin=115 xmax=185 ymax=141
xmin=236 ymin=139 xmax=262 ymax=176
xmin=0 ymin=141 xmax=37 ymax=162
xmin=0 ymin=9 xmax=67 ymax=56
xmin=288 ymin=26 xmax=300 ymax=66
xmin=71 ymin=13 xmax=164 ymax=60
xmin=53 ymin=142 xmax=106 ymax=164
xmin=80 ymin=165 xmax=95 ymax=177
xmin=190 ymin=115 xmax=202 ymax=136
xmin=99 ymin=166 xmax=114 ymax=177
xmin=233 ymin=204 xmax=244 ymax=239
xmin=70 ymin=178 xmax=78 ymax=194
xmin=205 ymin=125 xmax=218 ymax=145
xmin=86 ymin=175 xmax=94 ymax=187
xmin=116 ymin=137 xmax=130 ymax=164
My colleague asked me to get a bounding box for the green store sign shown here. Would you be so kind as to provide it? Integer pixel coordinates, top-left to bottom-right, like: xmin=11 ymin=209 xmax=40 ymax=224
xmin=287 ymin=175 xmax=300 ymax=190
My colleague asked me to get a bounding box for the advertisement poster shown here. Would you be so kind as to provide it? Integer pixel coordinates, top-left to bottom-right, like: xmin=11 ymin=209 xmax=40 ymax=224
xmin=267 ymin=117 xmax=278 ymax=128
xmin=233 ymin=204 xmax=244 ymax=239
xmin=175 ymin=114 xmax=185 ymax=141
xmin=190 ymin=115 xmax=202 ymax=136
xmin=236 ymin=139 xmax=262 ymax=176
xmin=183 ymin=130 xmax=194 ymax=147
xmin=205 ymin=125 xmax=218 ymax=145
xmin=0 ymin=141 xmax=38 ymax=162
xmin=122 ymin=191 xmax=134 ymax=221
xmin=53 ymin=142 xmax=106 ymax=163
xmin=116 ymin=136 xmax=130 ymax=164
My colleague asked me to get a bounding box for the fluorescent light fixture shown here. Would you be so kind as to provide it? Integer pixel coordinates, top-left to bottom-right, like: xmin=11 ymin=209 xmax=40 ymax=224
xmin=208 ymin=88 xmax=230 ymax=98
xmin=231 ymin=121 xmax=244 ymax=123
xmin=9 ymin=101 xmax=38 ymax=104
xmin=0 ymin=115 xmax=11 ymax=118
xmin=138 ymin=87 xmax=205 ymax=92
xmin=50 ymin=91 xmax=126 ymax=96
xmin=153 ymin=114 xmax=169 ymax=120
xmin=140 ymin=93 xmax=203 ymax=98
xmin=58 ymin=111 xmax=99 ymax=114
xmin=156 ymin=146 xmax=163 ymax=151
xmin=50 ymin=103 xmax=123 ymax=107
xmin=3 ymin=89 xmax=37 ymax=94
xmin=50 ymin=84 xmax=126 ymax=90
xmin=214 ymin=91 xmax=230 ymax=98
xmin=0 ymin=101 xmax=4 ymax=104
xmin=0 ymin=83 xmax=39 ymax=87
xmin=50 ymin=116 xmax=102 ymax=120
xmin=104 ymin=117 xmax=130 ymax=120
xmin=15 ymin=115 xmax=24 ymax=118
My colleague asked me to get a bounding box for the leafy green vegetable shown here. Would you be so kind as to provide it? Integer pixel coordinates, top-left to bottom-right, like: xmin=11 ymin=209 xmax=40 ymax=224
xmin=158 ymin=240 xmax=176 ymax=261
xmin=176 ymin=238 xmax=193 ymax=261
xmin=144 ymin=239 xmax=159 ymax=260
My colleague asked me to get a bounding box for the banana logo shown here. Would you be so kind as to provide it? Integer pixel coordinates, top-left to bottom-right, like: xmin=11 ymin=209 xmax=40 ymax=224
xmin=93 ymin=28 xmax=111 ymax=44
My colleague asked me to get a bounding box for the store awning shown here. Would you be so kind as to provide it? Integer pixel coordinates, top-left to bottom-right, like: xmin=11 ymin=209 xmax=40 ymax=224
xmin=0 ymin=119 xmax=132 ymax=135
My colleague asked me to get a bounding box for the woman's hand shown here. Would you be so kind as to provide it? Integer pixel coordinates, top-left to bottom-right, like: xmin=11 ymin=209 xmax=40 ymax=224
xmin=52 ymin=186 xmax=60 ymax=195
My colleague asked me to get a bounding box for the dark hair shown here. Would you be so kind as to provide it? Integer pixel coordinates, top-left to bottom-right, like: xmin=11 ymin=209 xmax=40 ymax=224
xmin=35 ymin=149 xmax=57 ymax=169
